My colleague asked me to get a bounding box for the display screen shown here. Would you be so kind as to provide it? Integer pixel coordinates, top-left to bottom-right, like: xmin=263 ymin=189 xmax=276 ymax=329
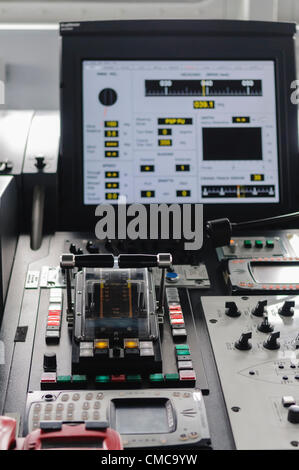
xmin=251 ymin=263 xmax=299 ymax=284
xmin=82 ymin=60 xmax=279 ymax=205
xmin=113 ymin=398 xmax=173 ymax=434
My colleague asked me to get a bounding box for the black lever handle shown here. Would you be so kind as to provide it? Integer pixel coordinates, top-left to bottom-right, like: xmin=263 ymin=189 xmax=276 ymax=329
xmin=118 ymin=253 xmax=172 ymax=269
xmin=60 ymin=253 xmax=114 ymax=269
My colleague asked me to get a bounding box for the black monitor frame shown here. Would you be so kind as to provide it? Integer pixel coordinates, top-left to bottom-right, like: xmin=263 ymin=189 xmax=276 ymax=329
xmin=59 ymin=20 xmax=298 ymax=231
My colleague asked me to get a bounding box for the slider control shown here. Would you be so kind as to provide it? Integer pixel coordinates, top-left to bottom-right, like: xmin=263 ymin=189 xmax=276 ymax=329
xmin=225 ymin=301 xmax=241 ymax=318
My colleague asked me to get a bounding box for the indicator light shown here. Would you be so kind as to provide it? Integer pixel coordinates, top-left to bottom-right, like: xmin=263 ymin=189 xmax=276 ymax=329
xmin=94 ymin=339 xmax=109 ymax=349
xmin=124 ymin=339 xmax=139 ymax=349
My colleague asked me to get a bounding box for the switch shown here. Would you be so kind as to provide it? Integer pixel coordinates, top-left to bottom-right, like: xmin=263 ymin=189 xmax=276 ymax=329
xmin=86 ymin=240 xmax=99 ymax=253
xmin=243 ymin=240 xmax=252 ymax=248
xmin=263 ymin=331 xmax=280 ymax=350
xmin=258 ymin=315 xmax=274 ymax=333
xmin=266 ymin=239 xmax=274 ymax=248
xmin=235 ymin=332 xmax=252 ymax=351
xmin=225 ymin=301 xmax=241 ymax=318
xmin=279 ymin=301 xmax=295 ymax=317
xmin=166 ymin=272 xmax=179 ymax=283
xmin=252 ymin=300 xmax=267 ymax=317
xmin=255 ymin=240 xmax=263 ymax=248
xmin=43 ymin=352 xmax=57 ymax=372
xmin=288 ymin=405 xmax=299 ymax=423
xmin=69 ymin=243 xmax=77 ymax=254
xmin=229 ymin=239 xmax=237 ymax=253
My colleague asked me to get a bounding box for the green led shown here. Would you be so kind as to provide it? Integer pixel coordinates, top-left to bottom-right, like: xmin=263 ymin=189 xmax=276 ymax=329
xmin=95 ymin=375 xmax=110 ymax=383
xmin=255 ymin=240 xmax=263 ymax=248
xmin=126 ymin=375 xmax=142 ymax=382
xmin=176 ymin=350 xmax=190 ymax=356
xmin=149 ymin=373 xmax=164 ymax=382
xmin=175 ymin=344 xmax=190 ymax=350
xmin=266 ymin=240 xmax=274 ymax=248
xmin=165 ymin=373 xmax=179 ymax=381
xmin=72 ymin=375 xmax=87 ymax=383
xmin=57 ymin=375 xmax=72 ymax=383
xmin=244 ymin=240 xmax=252 ymax=248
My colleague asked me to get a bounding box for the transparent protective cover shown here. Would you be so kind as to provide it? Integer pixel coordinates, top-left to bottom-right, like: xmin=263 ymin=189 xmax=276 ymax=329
xmin=82 ymin=268 xmax=151 ymax=340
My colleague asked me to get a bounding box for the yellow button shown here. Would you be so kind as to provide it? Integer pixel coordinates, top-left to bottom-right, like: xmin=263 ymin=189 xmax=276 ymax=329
xmin=124 ymin=339 xmax=139 ymax=349
xmin=94 ymin=340 xmax=109 ymax=349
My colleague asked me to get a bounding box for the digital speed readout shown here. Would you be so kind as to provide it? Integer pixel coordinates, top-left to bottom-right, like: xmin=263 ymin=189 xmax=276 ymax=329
xmin=82 ymin=60 xmax=279 ymax=205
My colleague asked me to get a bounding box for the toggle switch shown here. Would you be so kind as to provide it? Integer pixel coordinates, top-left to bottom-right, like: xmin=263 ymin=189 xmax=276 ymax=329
xmin=252 ymin=300 xmax=267 ymax=317
xmin=263 ymin=331 xmax=280 ymax=350
xmin=225 ymin=301 xmax=241 ymax=318
xmin=235 ymin=332 xmax=252 ymax=351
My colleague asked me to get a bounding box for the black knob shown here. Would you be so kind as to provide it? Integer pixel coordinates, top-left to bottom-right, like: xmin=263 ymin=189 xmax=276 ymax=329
xmin=225 ymin=301 xmax=241 ymax=318
xmin=252 ymin=300 xmax=267 ymax=317
xmin=99 ymin=88 xmax=117 ymax=106
xmin=235 ymin=332 xmax=252 ymax=351
xmin=77 ymin=247 xmax=84 ymax=255
xmin=279 ymin=301 xmax=295 ymax=317
xmin=35 ymin=156 xmax=46 ymax=170
xmin=69 ymin=243 xmax=77 ymax=254
xmin=263 ymin=331 xmax=280 ymax=350
xmin=43 ymin=352 xmax=57 ymax=372
xmin=288 ymin=405 xmax=299 ymax=424
xmin=258 ymin=315 xmax=274 ymax=333
xmin=86 ymin=240 xmax=99 ymax=254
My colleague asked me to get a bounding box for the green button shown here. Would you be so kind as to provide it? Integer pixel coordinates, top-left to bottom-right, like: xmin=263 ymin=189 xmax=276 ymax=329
xmin=255 ymin=240 xmax=263 ymax=248
xmin=149 ymin=373 xmax=164 ymax=382
xmin=244 ymin=240 xmax=252 ymax=248
xmin=57 ymin=375 xmax=72 ymax=383
xmin=72 ymin=374 xmax=87 ymax=383
xmin=126 ymin=374 xmax=142 ymax=382
xmin=165 ymin=373 xmax=179 ymax=381
xmin=95 ymin=375 xmax=110 ymax=383
xmin=266 ymin=240 xmax=274 ymax=248
xmin=176 ymin=350 xmax=190 ymax=356
xmin=175 ymin=344 xmax=190 ymax=350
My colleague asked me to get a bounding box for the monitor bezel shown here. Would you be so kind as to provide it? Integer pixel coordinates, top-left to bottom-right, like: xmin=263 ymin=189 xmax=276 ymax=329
xmin=59 ymin=20 xmax=298 ymax=232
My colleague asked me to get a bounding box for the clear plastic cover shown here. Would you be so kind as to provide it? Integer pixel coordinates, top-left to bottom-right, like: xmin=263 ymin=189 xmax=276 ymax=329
xmin=82 ymin=268 xmax=151 ymax=341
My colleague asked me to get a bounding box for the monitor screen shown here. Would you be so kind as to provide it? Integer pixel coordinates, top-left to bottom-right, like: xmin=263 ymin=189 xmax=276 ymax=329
xmin=82 ymin=60 xmax=279 ymax=205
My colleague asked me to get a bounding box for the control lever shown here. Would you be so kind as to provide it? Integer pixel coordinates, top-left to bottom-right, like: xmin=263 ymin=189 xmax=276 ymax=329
xmin=30 ymin=184 xmax=45 ymax=251
xmin=60 ymin=252 xmax=172 ymax=318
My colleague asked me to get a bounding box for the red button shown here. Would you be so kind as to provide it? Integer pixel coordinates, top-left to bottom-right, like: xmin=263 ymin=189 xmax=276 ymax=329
xmin=179 ymin=370 xmax=196 ymax=381
xmin=41 ymin=372 xmax=57 ymax=383
xmin=111 ymin=375 xmax=126 ymax=383
xmin=169 ymin=306 xmax=182 ymax=312
xmin=171 ymin=319 xmax=185 ymax=325
xmin=48 ymin=309 xmax=61 ymax=315
xmin=170 ymin=313 xmax=183 ymax=319
xmin=47 ymin=321 xmax=60 ymax=326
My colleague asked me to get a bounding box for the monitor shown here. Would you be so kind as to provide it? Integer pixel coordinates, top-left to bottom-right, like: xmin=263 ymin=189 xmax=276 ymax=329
xmin=60 ymin=20 xmax=298 ymax=230
xmin=82 ymin=59 xmax=279 ymax=205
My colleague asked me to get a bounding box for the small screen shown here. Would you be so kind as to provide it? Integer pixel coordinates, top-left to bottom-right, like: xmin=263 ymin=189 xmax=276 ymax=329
xmin=113 ymin=399 xmax=172 ymax=434
xmin=251 ymin=263 xmax=299 ymax=284
xmin=82 ymin=60 xmax=279 ymax=205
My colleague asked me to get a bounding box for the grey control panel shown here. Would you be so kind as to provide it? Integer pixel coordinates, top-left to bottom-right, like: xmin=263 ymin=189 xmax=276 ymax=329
xmin=217 ymin=236 xmax=287 ymax=260
xmin=153 ymin=264 xmax=210 ymax=289
xmin=25 ymin=388 xmax=211 ymax=449
xmin=201 ymin=295 xmax=299 ymax=449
